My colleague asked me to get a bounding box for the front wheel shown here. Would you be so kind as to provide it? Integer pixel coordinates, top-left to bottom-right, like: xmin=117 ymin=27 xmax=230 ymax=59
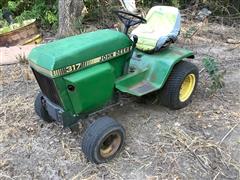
xmin=159 ymin=61 xmax=199 ymax=109
xmin=82 ymin=117 xmax=125 ymax=164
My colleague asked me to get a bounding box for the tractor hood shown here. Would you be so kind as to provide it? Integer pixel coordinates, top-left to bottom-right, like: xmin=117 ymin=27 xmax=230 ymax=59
xmin=28 ymin=30 xmax=132 ymax=77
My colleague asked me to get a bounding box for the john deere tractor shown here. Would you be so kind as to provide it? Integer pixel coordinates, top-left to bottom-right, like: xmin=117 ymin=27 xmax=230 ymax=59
xmin=28 ymin=6 xmax=199 ymax=163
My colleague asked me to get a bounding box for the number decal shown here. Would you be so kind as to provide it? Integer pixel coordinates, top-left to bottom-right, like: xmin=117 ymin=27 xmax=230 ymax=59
xmin=50 ymin=46 xmax=132 ymax=77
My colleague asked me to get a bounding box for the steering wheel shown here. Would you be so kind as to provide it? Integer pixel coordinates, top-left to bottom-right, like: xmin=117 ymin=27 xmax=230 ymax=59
xmin=114 ymin=10 xmax=147 ymax=34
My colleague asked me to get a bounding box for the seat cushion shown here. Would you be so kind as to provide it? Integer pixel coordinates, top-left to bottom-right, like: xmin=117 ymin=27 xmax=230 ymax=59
xmin=131 ymin=6 xmax=181 ymax=52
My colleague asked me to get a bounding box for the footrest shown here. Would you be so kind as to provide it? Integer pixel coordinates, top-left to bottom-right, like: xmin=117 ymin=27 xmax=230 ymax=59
xmin=116 ymin=70 xmax=158 ymax=96
xmin=129 ymin=81 xmax=156 ymax=95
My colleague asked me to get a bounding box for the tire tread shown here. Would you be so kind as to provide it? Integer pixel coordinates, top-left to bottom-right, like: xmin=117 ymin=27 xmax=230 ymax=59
xmin=82 ymin=117 xmax=125 ymax=164
xmin=159 ymin=61 xmax=199 ymax=109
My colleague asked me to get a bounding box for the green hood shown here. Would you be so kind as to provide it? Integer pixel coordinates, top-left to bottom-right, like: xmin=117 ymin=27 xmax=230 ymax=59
xmin=28 ymin=30 xmax=132 ymax=71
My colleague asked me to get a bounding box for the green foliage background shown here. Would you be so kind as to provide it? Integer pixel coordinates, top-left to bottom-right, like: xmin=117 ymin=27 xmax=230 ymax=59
xmin=0 ymin=0 xmax=58 ymax=29
xmin=141 ymin=0 xmax=240 ymax=13
xmin=0 ymin=0 xmax=239 ymax=31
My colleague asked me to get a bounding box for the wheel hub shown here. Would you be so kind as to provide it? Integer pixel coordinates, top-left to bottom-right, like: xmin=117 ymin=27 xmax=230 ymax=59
xmin=179 ymin=73 xmax=196 ymax=102
xmin=100 ymin=133 xmax=121 ymax=158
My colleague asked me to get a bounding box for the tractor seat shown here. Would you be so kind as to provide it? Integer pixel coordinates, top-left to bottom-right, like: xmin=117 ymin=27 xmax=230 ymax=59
xmin=131 ymin=6 xmax=181 ymax=52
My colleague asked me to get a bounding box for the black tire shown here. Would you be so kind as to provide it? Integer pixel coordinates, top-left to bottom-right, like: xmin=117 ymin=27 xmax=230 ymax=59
xmin=159 ymin=61 xmax=199 ymax=109
xmin=34 ymin=92 xmax=54 ymax=123
xmin=82 ymin=117 xmax=125 ymax=164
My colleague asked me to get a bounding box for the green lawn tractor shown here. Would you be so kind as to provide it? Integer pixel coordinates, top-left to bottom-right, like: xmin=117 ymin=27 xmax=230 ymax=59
xmin=28 ymin=6 xmax=199 ymax=164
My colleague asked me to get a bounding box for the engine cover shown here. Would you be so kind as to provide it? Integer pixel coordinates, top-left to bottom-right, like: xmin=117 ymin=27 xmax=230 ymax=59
xmin=28 ymin=29 xmax=132 ymax=77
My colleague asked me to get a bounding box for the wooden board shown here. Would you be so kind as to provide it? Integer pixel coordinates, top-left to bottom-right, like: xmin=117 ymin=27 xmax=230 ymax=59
xmin=0 ymin=45 xmax=38 ymax=65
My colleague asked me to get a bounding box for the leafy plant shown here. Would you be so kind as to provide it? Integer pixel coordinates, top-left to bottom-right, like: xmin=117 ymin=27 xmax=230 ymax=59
xmin=183 ymin=26 xmax=198 ymax=39
xmin=1 ymin=0 xmax=58 ymax=31
xmin=203 ymin=56 xmax=226 ymax=93
xmin=171 ymin=0 xmax=180 ymax=7
xmin=45 ymin=10 xmax=58 ymax=25
xmin=8 ymin=1 xmax=21 ymax=12
xmin=0 ymin=19 xmax=35 ymax=34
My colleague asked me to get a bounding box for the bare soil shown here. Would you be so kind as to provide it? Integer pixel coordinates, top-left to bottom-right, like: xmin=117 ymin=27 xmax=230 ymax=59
xmin=0 ymin=23 xmax=240 ymax=180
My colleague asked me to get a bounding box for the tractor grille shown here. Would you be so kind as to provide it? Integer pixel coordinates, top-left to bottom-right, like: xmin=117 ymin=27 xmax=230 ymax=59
xmin=32 ymin=68 xmax=62 ymax=106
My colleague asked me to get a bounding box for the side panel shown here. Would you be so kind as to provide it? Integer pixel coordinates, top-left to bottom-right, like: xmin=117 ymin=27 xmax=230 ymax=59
xmin=64 ymin=63 xmax=114 ymax=114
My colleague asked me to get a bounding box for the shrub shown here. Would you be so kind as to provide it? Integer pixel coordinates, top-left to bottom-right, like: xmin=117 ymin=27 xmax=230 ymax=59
xmin=1 ymin=0 xmax=58 ymax=31
xmin=203 ymin=56 xmax=226 ymax=93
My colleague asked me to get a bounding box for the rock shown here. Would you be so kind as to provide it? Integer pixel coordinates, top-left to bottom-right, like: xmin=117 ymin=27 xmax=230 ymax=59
xmin=196 ymin=8 xmax=212 ymax=21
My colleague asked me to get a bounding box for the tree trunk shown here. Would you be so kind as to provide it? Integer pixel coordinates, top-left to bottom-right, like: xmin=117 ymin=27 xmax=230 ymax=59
xmin=57 ymin=0 xmax=85 ymax=38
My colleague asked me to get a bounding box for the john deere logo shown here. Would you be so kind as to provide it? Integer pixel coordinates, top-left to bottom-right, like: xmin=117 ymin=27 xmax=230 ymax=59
xmin=30 ymin=46 xmax=132 ymax=78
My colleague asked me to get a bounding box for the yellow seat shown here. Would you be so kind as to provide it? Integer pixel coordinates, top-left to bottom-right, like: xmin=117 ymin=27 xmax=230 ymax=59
xmin=131 ymin=6 xmax=181 ymax=52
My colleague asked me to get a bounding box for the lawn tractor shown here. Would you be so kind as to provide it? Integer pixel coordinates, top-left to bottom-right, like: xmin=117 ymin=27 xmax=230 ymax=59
xmin=28 ymin=6 xmax=199 ymax=164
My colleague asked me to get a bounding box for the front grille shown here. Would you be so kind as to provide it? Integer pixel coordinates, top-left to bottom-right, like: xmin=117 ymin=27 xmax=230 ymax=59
xmin=32 ymin=68 xmax=62 ymax=106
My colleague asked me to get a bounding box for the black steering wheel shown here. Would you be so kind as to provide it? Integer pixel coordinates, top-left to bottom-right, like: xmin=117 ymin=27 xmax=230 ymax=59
xmin=114 ymin=10 xmax=147 ymax=34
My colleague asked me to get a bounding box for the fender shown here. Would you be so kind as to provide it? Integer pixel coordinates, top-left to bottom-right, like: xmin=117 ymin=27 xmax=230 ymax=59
xmin=116 ymin=46 xmax=195 ymax=96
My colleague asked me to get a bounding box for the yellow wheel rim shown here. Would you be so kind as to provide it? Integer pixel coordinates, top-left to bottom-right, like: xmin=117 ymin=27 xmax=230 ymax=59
xmin=179 ymin=74 xmax=196 ymax=102
xmin=100 ymin=133 xmax=121 ymax=158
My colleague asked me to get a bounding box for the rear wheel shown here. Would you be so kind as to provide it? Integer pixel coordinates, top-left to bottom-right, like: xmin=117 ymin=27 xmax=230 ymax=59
xmin=82 ymin=117 xmax=125 ymax=164
xmin=34 ymin=92 xmax=54 ymax=122
xmin=159 ymin=61 xmax=199 ymax=109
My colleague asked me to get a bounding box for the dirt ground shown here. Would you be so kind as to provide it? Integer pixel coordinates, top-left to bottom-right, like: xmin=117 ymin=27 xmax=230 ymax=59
xmin=0 ymin=22 xmax=240 ymax=180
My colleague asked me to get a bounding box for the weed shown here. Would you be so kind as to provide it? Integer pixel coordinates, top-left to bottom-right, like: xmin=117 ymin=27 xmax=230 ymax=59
xmin=16 ymin=54 xmax=28 ymax=65
xmin=203 ymin=56 xmax=226 ymax=93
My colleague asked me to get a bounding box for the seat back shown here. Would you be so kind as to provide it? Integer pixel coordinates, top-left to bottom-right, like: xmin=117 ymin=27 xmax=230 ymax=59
xmin=146 ymin=6 xmax=180 ymax=36
xmin=132 ymin=6 xmax=181 ymax=52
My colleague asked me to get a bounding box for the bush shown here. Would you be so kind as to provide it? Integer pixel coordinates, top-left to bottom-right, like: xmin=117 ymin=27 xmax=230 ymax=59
xmin=83 ymin=0 xmax=118 ymax=26
xmin=1 ymin=0 xmax=58 ymax=31
xmin=139 ymin=0 xmax=240 ymax=15
xmin=1 ymin=0 xmax=239 ymax=32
